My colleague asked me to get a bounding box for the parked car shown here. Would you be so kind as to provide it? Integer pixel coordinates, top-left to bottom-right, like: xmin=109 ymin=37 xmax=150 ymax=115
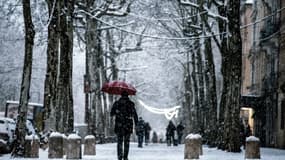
xmin=0 ymin=117 xmax=15 ymax=153
xmin=0 ymin=117 xmax=36 ymax=153
xmin=5 ymin=100 xmax=44 ymax=131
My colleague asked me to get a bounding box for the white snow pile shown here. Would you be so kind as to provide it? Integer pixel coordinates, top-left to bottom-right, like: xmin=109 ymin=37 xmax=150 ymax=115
xmin=246 ymin=136 xmax=260 ymax=142
xmin=50 ymin=132 xmax=62 ymax=137
xmin=245 ymin=0 xmax=253 ymax=4
xmin=186 ymin=133 xmax=202 ymax=140
xmin=25 ymin=134 xmax=39 ymax=140
xmin=85 ymin=135 xmax=95 ymax=140
xmin=62 ymin=134 xmax=68 ymax=139
xmin=68 ymin=133 xmax=81 ymax=139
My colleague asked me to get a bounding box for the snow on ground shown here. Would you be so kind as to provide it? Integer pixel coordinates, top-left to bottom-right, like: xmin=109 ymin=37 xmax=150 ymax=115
xmin=1 ymin=143 xmax=285 ymax=160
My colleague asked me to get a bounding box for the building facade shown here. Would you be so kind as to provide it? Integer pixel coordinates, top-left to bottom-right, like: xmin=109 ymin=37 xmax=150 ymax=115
xmin=241 ymin=0 xmax=285 ymax=148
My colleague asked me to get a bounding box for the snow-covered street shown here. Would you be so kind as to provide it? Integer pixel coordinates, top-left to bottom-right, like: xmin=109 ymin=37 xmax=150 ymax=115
xmin=1 ymin=143 xmax=285 ymax=160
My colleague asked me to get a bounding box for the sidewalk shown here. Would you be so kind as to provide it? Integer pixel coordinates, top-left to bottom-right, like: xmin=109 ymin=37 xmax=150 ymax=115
xmin=1 ymin=143 xmax=285 ymax=160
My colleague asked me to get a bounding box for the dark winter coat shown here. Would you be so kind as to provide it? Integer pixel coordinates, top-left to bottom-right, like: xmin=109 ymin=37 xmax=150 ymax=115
xmin=166 ymin=121 xmax=176 ymax=137
xmin=111 ymin=96 xmax=138 ymax=135
xmin=245 ymin=124 xmax=252 ymax=137
xmin=176 ymin=123 xmax=185 ymax=136
xmin=152 ymin=131 xmax=158 ymax=143
xmin=144 ymin=122 xmax=151 ymax=135
xmin=136 ymin=119 xmax=145 ymax=136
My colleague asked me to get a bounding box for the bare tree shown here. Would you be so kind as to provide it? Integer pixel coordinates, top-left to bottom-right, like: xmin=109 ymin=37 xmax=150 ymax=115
xmin=215 ymin=0 xmax=242 ymax=152
xmin=43 ymin=0 xmax=60 ymax=132
xmin=43 ymin=0 xmax=75 ymax=133
xmin=12 ymin=0 xmax=35 ymax=156
xmin=75 ymin=0 xmax=135 ymax=135
xmin=56 ymin=0 xmax=75 ymax=133
xmin=178 ymin=0 xmax=242 ymax=151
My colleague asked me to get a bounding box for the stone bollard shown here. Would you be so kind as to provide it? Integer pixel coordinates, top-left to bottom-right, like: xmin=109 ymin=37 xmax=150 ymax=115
xmin=84 ymin=135 xmax=96 ymax=155
xmin=48 ymin=132 xmax=63 ymax=158
xmin=245 ymin=136 xmax=260 ymax=159
xmin=184 ymin=134 xmax=202 ymax=159
xmin=24 ymin=135 xmax=39 ymax=158
xmin=66 ymin=134 xmax=82 ymax=159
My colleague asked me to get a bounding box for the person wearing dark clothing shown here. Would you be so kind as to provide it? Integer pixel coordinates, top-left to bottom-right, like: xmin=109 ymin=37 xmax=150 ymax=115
xmin=136 ymin=117 xmax=145 ymax=148
xmin=245 ymin=123 xmax=252 ymax=138
xmin=111 ymin=91 xmax=138 ymax=160
xmin=152 ymin=131 xmax=158 ymax=143
xmin=239 ymin=119 xmax=245 ymax=147
xmin=176 ymin=122 xmax=185 ymax=144
xmin=166 ymin=120 xmax=176 ymax=146
xmin=243 ymin=123 xmax=252 ymax=149
xmin=144 ymin=122 xmax=151 ymax=145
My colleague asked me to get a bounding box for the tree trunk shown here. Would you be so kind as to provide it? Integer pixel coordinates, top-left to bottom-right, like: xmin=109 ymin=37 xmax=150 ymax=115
xmin=96 ymin=30 xmax=105 ymax=135
xmin=196 ymin=45 xmax=206 ymax=135
xmin=56 ymin=0 xmax=74 ymax=133
xmin=85 ymin=0 xmax=98 ymax=135
xmin=216 ymin=2 xmax=229 ymax=150
xmin=199 ymin=0 xmax=218 ymax=146
xmin=12 ymin=0 xmax=35 ymax=156
xmin=191 ymin=51 xmax=199 ymax=133
xmin=106 ymin=29 xmax=118 ymax=136
xmin=204 ymin=37 xmax=218 ymax=147
xmin=43 ymin=0 xmax=60 ymax=131
xmin=66 ymin=0 xmax=75 ymax=133
xmin=224 ymin=0 xmax=242 ymax=152
xmin=184 ymin=52 xmax=193 ymax=134
xmin=218 ymin=0 xmax=242 ymax=152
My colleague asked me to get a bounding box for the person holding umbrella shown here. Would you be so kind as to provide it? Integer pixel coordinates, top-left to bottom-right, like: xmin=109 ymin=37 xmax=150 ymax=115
xmin=111 ymin=91 xmax=138 ymax=160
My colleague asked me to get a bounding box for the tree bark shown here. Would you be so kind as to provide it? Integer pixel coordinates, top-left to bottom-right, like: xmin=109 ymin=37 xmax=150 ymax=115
xmin=215 ymin=1 xmax=229 ymax=150
xmin=184 ymin=52 xmax=193 ymax=134
xmin=95 ymin=30 xmax=105 ymax=135
xmin=191 ymin=51 xmax=199 ymax=133
xmin=218 ymin=0 xmax=242 ymax=152
xmin=196 ymin=45 xmax=206 ymax=134
xmin=224 ymin=0 xmax=242 ymax=152
xmin=56 ymin=0 xmax=74 ymax=133
xmin=106 ymin=29 xmax=118 ymax=136
xmin=204 ymin=37 xmax=218 ymax=147
xmin=85 ymin=0 xmax=98 ymax=135
xmin=12 ymin=0 xmax=35 ymax=156
xmin=199 ymin=0 xmax=218 ymax=147
xmin=43 ymin=0 xmax=60 ymax=131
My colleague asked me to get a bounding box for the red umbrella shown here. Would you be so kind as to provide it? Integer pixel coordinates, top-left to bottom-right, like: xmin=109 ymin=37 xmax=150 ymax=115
xmin=101 ymin=80 xmax=136 ymax=95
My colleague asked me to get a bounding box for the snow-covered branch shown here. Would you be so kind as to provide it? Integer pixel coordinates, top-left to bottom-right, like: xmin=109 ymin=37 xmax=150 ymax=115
xmin=178 ymin=0 xmax=199 ymax=8
xmin=77 ymin=0 xmax=134 ymax=18
xmin=105 ymin=0 xmax=133 ymax=16
xmin=203 ymin=5 xmax=228 ymax=22
xmin=213 ymin=0 xmax=225 ymax=7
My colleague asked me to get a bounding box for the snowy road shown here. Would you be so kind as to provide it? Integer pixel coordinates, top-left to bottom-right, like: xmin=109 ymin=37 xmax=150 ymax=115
xmin=1 ymin=143 xmax=285 ymax=160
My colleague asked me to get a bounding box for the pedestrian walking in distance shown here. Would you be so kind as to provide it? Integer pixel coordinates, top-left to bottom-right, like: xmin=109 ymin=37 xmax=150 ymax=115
xmin=144 ymin=122 xmax=151 ymax=145
xmin=166 ymin=120 xmax=176 ymax=146
xmin=176 ymin=121 xmax=185 ymax=144
xmin=152 ymin=131 xmax=158 ymax=143
xmin=136 ymin=117 xmax=145 ymax=148
xmin=111 ymin=91 xmax=138 ymax=160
